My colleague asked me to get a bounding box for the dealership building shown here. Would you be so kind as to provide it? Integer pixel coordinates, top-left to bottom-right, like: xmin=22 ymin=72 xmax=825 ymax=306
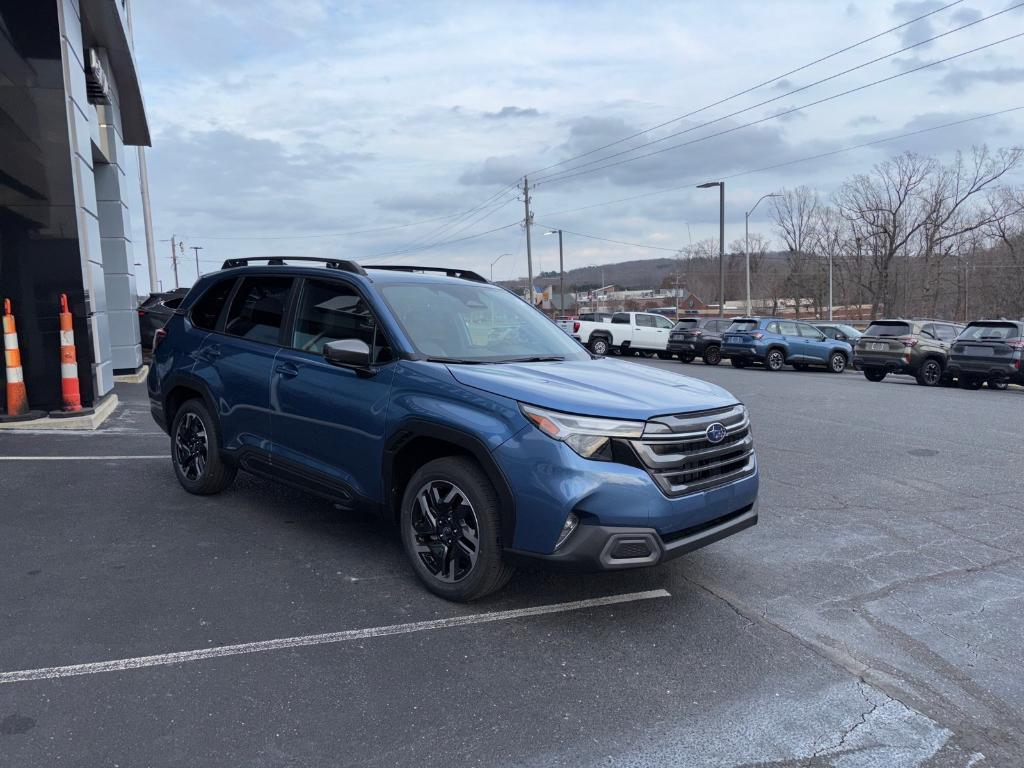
xmin=0 ymin=0 xmax=150 ymax=414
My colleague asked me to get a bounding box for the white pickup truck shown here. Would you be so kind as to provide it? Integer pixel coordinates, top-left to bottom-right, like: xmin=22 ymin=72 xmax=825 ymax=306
xmin=573 ymin=311 xmax=675 ymax=356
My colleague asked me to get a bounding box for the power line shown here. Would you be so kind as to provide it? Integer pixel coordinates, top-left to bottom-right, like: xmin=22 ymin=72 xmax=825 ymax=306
xmin=533 ymin=4 xmax=1022 ymax=186
xmin=361 ymin=221 xmax=521 ymax=261
xmin=534 ymin=32 xmax=1024 ymax=188
xmin=534 ymin=106 xmax=1024 ymax=219
xmin=524 ymin=0 xmax=967 ymax=179
xmin=395 ymin=182 xmax=520 ymax=250
xmin=534 ymin=225 xmax=681 ymax=253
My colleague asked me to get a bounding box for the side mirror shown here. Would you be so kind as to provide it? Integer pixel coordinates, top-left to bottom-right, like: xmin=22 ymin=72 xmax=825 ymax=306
xmin=324 ymin=338 xmax=371 ymax=368
xmin=836 ymin=333 xmax=847 ymax=341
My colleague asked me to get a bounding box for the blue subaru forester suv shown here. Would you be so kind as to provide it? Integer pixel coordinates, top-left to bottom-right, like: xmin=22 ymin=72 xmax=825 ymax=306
xmin=721 ymin=317 xmax=852 ymax=373
xmin=148 ymin=259 xmax=759 ymax=601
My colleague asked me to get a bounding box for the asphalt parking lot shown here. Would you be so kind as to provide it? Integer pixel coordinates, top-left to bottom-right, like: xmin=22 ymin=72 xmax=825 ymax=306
xmin=0 ymin=362 xmax=1022 ymax=767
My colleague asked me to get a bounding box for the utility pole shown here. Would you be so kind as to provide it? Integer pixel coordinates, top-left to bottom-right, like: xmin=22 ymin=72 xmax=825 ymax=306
xmin=522 ymin=176 xmax=535 ymax=306
xmin=745 ymin=192 xmax=780 ymax=317
xmin=556 ymin=229 xmax=564 ymax=313
xmin=137 ymin=148 xmax=158 ymax=294
xmin=191 ymin=246 xmax=203 ymax=279
xmin=170 ymin=234 xmax=179 ymax=289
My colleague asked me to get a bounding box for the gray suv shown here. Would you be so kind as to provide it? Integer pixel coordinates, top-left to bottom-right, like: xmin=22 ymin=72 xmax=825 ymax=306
xmin=853 ymin=319 xmax=963 ymax=386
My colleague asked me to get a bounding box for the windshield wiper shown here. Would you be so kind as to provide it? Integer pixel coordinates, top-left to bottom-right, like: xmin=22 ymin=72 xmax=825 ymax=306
xmin=425 ymin=357 xmax=489 ymax=365
xmin=499 ymin=355 xmax=566 ymax=363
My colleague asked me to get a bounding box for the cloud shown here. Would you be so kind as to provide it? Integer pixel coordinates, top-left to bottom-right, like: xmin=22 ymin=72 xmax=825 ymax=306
xmin=950 ymin=7 xmax=983 ymax=24
xmin=849 ymin=115 xmax=882 ymax=127
xmin=458 ymin=156 xmax=528 ymax=186
xmin=483 ymin=106 xmax=541 ymax=119
xmin=892 ymin=1 xmax=945 ymax=48
xmin=937 ymin=67 xmax=1024 ymax=94
xmin=772 ymin=79 xmax=795 ymax=91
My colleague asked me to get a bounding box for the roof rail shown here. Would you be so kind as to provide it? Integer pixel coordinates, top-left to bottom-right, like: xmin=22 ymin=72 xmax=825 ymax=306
xmin=363 ymin=265 xmax=488 ymax=283
xmin=220 ymin=256 xmax=367 ymax=276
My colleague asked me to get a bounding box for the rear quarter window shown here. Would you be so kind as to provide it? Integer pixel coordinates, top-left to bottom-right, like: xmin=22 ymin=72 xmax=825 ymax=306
xmin=190 ymin=279 xmax=236 ymax=331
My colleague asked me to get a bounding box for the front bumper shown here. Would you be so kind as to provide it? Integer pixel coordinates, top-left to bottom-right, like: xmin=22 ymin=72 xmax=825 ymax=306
xmin=505 ymin=501 xmax=757 ymax=571
xmin=494 ymin=425 xmax=759 ymax=570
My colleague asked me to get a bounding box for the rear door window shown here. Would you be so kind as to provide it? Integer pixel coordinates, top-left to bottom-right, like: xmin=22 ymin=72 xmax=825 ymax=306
xmin=864 ymin=321 xmax=911 ymax=337
xmin=778 ymin=321 xmax=800 ymax=336
xmin=190 ymin=279 xmax=236 ymax=331
xmin=766 ymin=322 xmax=780 ymax=334
xmin=611 ymin=313 xmax=629 ymax=324
xmin=223 ymin=276 xmax=293 ymax=345
xmin=797 ymin=323 xmax=824 ymax=339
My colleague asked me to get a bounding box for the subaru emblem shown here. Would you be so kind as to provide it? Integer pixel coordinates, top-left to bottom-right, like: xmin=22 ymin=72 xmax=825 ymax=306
xmin=705 ymin=422 xmax=727 ymax=444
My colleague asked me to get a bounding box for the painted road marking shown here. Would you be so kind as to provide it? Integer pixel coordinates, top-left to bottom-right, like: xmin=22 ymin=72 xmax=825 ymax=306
xmin=0 ymin=455 xmax=166 ymax=461
xmin=0 ymin=589 xmax=671 ymax=684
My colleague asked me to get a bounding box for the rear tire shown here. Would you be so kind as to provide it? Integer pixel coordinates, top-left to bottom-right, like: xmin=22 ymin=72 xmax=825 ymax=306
xmin=864 ymin=368 xmax=886 ymax=382
xmin=589 ymin=337 xmax=610 ymax=356
xmin=703 ymin=346 xmax=722 ymax=366
xmin=400 ymin=457 xmax=514 ymax=602
xmin=828 ymin=352 xmax=847 ymax=374
xmin=765 ymin=349 xmax=785 ymax=371
xmin=916 ymin=359 xmax=943 ymax=387
xmin=171 ymin=399 xmax=236 ymax=495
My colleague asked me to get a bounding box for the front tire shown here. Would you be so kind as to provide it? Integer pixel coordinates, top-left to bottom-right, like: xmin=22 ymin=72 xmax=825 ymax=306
xmin=864 ymin=368 xmax=886 ymax=382
xmin=765 ymin=349 xmax=785 ymax=371
xmin=828 ymin=352 xmax=847 ymax=374
xmin=916 ymin=359 xmax=943 ymax=387
xmin=400 ymin=457 xmax=514 ymax=602
xmin=171 ymin=399 xmax=236 ymax=495
xmin=703 ymin=346 xmax=722 ymax=366
xmin=589 ymin=337 xmax=610 ymax=356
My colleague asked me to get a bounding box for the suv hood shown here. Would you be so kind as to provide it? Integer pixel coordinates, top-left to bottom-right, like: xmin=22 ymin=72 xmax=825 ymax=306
xmin=447 ymin=357 xmax=738 ymax=420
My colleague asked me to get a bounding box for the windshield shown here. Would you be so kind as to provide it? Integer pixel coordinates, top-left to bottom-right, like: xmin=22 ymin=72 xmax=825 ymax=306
xmin=958 ymin=322 xmax=1020 ymax=341
xmin=727 ymin=320 xmax=760 ymax=332
xmin=864 ymin=321 xmax=911 ymax=337
xmin=379 ymin=282 xmax=590 ymax=363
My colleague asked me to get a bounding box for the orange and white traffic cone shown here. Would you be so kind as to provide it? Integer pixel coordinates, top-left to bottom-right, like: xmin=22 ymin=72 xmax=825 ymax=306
xmin=58 ymin=293 xmax=83 ymax=412
xmin=3 ymin=298 xmax=29 ymax=416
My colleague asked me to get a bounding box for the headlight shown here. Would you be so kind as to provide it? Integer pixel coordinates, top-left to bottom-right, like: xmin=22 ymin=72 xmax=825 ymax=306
xmin=520 ymin=404 xmax=644 ymax=459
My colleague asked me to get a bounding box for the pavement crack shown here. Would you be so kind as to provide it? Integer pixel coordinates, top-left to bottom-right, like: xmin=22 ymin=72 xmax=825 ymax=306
xmin=810 ymin=682 xmax=888 ymax=758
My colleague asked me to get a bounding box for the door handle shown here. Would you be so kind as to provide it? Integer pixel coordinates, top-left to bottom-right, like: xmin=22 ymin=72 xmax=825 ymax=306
xmin=202 ymin=345 xmax=222 ymax=360
xmin=275 ymin=362 xmax=299 ymax=377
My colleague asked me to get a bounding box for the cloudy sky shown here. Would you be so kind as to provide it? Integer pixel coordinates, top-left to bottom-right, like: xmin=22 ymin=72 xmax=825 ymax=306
xmin=125 ymin=0 xmax=1024 ymax=290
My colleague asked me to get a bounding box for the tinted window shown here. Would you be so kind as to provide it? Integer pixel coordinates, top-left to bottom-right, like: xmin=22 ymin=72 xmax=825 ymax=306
xmin=958 ymin=322 xmax=1021 ymax=341
xmin=728 ymin=320 xmax=760 ymax=332
xmin=920 ymin=324 xmax=937 ymax=340
xmin=223 ymin=276 xmax=292 ymax=344
xmin=797 ymin=323 xmax=824 ymax=339
xmin=672 ymin=319 xmax=699 ymax=330
xmin=818 ymin=326 xmax=837 ymax=339
xmin=766 ymin=322 xmax=780 ymax=333
xmin=712 ymin=320 xmax=730 ymax=332
xmin=611 ymin=313 xmax=629 ymax=324
xmin=190 ymin=279 xmax=235 ymax=331
xmin=636 ymin=314 xmax=654 ymax=327
xmin=778 ymin=321 xmax=799 ymax=335
xmin=932 ymin=324 xmax=958 ymax=341
xmin=291 ymin=279 xmax=392 ymax=363
xmin=163 ymin=297 xmax=184 ymax=310
xmin=865 ymin=321 xmax=910 ymax=337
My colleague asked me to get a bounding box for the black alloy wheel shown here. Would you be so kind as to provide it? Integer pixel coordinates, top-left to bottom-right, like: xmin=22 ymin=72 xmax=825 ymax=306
xmin=170 ymin=399 xmax=236 ymax=495
xmin=916 ymin=359 xmax=943 ymax=387
xmin=829 ymin=352 xmax=847 ymax=374
xmin=765 ymin=349 xmax=785 ymax=371
xmin=703 ymin=346 xmax=722 ymax=366
xmin=400 ymin=457 xmax=513 ymax=601
xmin=864 ymin=368 xmax=886 ymax=382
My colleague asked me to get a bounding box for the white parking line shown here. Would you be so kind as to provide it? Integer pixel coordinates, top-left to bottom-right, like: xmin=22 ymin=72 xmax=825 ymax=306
xmin=0 ymin=455 xmax=166 ymax=461
xmin=0 ymin=589 xmax=670 ymax=684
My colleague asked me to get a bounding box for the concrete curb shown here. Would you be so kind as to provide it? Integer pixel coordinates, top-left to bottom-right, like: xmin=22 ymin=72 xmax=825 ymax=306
xmin=0 ymin=394 xmax=118 ymax=431
xmin=113 ymin=365 xmax=149 ymax=385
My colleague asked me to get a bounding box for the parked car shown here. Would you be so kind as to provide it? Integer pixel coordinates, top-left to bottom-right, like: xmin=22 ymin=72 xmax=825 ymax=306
xmin=853 ymin=319 xmax=963 ymax=387
xmin=814 ymin=322 xmax=862 ymax=348
xmin=721 ymin=317 xmax=852 ymax=373
xmin=574 ymin=311 xmax=675 ymax=357
xmin=553 ymin=315 xmax=576 ymax=334
xmin=148 ymin=259 xmax=759 ymax=602
xmin=668 ymin=317 xmax=732 ymax=365
xmin=137 ymin=288 xmax=188 ymax=353
xmin=947 ymin=320 xmax=1024 ymax=390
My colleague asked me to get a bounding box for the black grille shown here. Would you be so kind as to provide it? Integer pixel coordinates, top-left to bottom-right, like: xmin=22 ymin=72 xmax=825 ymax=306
xmin=610 ymin=541 xmax=653 ymax=559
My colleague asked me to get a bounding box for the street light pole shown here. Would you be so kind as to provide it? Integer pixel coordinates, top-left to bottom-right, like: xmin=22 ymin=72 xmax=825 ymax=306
xmin=698 ymin=181 xmax=725 ymax=316
xmin=191 ymin=246 xmax=203 ymax=280
xmin=544 ymin=230 xmax=564 ymax=312
xmin=744 ymin=192 xmax=780 ymax=317
xmin=490 ymin=253 xmax=511 ymax=282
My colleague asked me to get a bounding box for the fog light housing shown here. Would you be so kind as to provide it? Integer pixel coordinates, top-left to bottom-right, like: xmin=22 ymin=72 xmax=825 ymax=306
xmin=554 ymin=513 xmax=579 ymax=550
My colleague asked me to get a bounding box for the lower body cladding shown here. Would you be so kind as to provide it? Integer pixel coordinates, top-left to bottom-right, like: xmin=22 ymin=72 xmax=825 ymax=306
xmin=721 ymin=346 xmax=762 ymax=363
xmin=495 ymin=426 xmax=759 ymax=572
xmin=946 ymin=359 xmax=1023 ymax=385
xmin=852 ymin=355 xmax=911 ymax=374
